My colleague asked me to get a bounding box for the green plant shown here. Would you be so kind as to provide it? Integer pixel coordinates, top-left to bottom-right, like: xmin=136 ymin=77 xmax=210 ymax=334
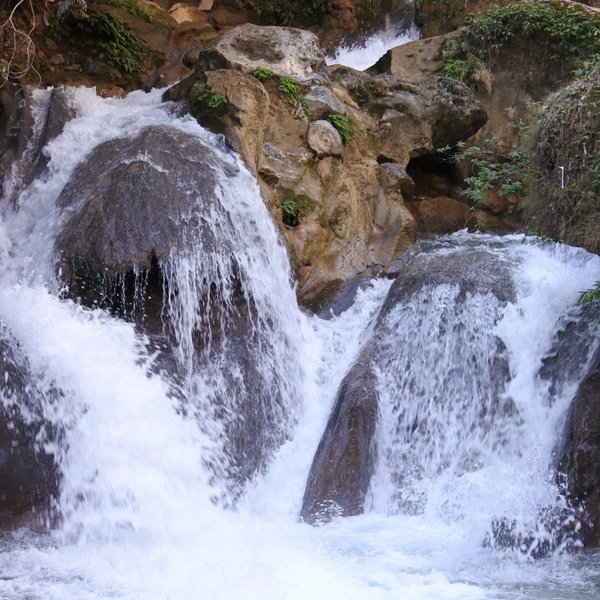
xmin=441 ymin=2 xmax=600 ymax=75
xmin=441 ymin=56 xmax=483 ymax=88
xmin=524 ymin=65 xmax=600 ymax=253
xmin=190 ymin=82 xmax=228 ymax=113
xmin=252 ymin=67 xmax=274 ymax=82
xmin=281 ymin=193 xmax=315 ymax=227
xmin=579 ymin=281 xmax=600 ymax=306
xmin=112 ymin=0 xmax=154 ymax=22
xmin=65 ymin=8 xmax=148 ymax=73
xmin=278 ymin=76 xmax=302 ymax=106
xmin=327 ymin=113 xmax=352 ymax=144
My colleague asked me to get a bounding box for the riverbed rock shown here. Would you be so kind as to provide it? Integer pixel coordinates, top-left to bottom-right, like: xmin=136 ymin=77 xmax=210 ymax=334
xmin=301 ymin=358 xmax=379 ymax=522
xmin=301 ymin=238 xmax=515 ymax=523
xmin=0 ymin=325 xmax=59 ymax=529
xmin=557 ymin=350 xmax=600 ymax=546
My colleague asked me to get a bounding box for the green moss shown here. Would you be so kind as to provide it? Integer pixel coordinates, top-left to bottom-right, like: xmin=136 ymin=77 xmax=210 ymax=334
xmin=110 ymin=0 xmax=154 ymax=22
xmin=524 ymin=66 xmax=600 ymax=253
xmin=281 ymin=192 xmax=315 ymax=227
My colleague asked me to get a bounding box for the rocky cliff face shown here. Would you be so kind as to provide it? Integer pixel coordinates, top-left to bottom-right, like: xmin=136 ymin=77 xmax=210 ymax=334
xmin=163 ymin=23 xmax=487 ymax=306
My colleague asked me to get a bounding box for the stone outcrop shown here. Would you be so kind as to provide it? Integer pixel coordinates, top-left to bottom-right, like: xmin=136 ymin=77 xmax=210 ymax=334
xmin=557 ymin=350 xmax=600 ymax=546
xmin=54 ymin=123 xmax=299 ymax=499
xmin=301 ymin=238 xmax=515 ymax=523
xmin=0 ymin=326 xmax=59 ymax=529
xmin=164 ymin=23 xmax=488 ymax=306
xmin=55 ymin=125 xmax=233 ymax=278
xmin=193 ymin=23 xmax=325 ymax=78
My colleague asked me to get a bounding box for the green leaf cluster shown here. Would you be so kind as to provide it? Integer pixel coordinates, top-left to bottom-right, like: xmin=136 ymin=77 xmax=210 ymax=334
xmin=255 ymin=0 xmax=330 ymax=28
xmin=278 ymin=76 xmax=302 ymax=106
xmin=327 ymin=113 xmax=352 ymax=144
xmin=442 ymin=2 xmax=600 ymax=75
xmin=281 ymin=193 xmax=315 ymax=227
xmin=191 ymin=82 xmax=228 ymax=113
xmin=70 ymin=9 xmax=148 ymax=73
xmin=579 ymin=281 xmax=600 ymax=306
xmin=252 ymin=67 xmax=274 ymax=82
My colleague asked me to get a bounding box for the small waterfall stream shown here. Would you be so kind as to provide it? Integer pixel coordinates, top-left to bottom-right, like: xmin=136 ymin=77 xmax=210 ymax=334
xmin=0 ymin=88 xmax=600 ymax=600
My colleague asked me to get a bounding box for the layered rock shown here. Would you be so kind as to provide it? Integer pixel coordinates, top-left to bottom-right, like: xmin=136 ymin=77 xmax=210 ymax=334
xmin=164 ymin=23 xmax=488 ymax=306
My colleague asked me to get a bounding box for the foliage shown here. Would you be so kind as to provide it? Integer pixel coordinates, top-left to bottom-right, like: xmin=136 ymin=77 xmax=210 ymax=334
xmin=190 ymin=82 xmax=229 ymax=113
xmin=110 ymin=0 xmax=154 ymax=23
xmin=68 ymin=8 xmax=148 ymax=73
xmin=441 ymin=56 xmax=482 ymax=88
xmin=524 ymin=66 xmax=600 ymax=253
xmin=278 ymin=76 xmax=301 ymax=106
xmin=579 ymin=281 xmax=600 ymax=306
xmin=252 ymin=67 xmax=274 ymax=82
xmin=327 ymin=113 xmax=352 ymax=144
xmin=441 ymin=2 xmax=600 ymax=80
xmin=281 ymin=193 xmax=315 ymax=227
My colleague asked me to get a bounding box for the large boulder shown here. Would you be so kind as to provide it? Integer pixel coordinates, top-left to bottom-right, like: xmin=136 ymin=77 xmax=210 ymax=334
xmin=55 ymin=125 xmax=235 ymax=279
xmin=194 ymin=23 xmax=326 ymax=78
xmin=301 ymin=237 xmax=515 ymax=522
xmin=54 ymin=123 xmax=302 ymax=500
xmin=0 ymin=326 xmax=59 ymax=529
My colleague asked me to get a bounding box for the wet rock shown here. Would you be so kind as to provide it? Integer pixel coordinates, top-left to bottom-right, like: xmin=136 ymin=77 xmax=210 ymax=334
xmin=55 ymin=125 xmax=234 ymax=277
xmin=301 ymin=238 xmax=516 ymax=523
xmin=0 ymin=325 xmax=59 ymax=529
xmin=557 ymin=350 xmax=600 ymax=546
xmin=301 ymin=358 xmax=379 ymax=522
xmin=307 ymin=120 xmax=343 ymax=157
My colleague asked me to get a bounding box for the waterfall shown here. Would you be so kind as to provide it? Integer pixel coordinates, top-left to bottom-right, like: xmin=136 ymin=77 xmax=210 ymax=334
xmin=0 ymin=87 xmax=600 ymax=600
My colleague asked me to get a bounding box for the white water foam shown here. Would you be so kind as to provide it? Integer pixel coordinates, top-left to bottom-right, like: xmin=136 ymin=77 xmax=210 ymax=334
xmin=326 ymin=19 xmax=420 ymax=71
xmin=0 ymin=89 xmax=599 ymax=600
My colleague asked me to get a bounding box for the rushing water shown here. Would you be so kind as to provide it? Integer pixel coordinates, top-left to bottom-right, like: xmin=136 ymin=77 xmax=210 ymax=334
xmin=326 ymin=14 xmax=420 ymax=71
xmin=0 ymin=88 xmax=600 ymax=600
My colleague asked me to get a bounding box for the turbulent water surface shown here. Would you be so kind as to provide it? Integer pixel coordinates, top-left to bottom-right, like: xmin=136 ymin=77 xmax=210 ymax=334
xmin=0 ymin=88 xmax=600 ymax=600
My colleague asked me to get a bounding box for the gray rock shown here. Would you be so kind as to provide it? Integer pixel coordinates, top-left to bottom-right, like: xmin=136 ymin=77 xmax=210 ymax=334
xmin=195 ymin=23 xmax=325 ymax=79
xmin=307 ymin=120 xmax=343 ymax=157
xmin=304 ymin=85 xmax=346 ymax=118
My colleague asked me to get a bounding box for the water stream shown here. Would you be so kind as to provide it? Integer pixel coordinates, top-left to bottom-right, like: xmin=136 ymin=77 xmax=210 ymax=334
xmin=0 ymin=88 xmax=599 ymax=600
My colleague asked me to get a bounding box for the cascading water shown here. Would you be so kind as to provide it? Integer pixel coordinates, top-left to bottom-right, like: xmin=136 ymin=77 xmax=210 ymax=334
xmin=0 ymin=86 xmax=599 ymax=600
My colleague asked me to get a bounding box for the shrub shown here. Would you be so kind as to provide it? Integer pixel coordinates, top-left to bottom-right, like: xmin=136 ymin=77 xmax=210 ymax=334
xmin=441 ymin=2 xmax=600 ymax=76
xmin=524 ymin=66 xmax=600 ymax=253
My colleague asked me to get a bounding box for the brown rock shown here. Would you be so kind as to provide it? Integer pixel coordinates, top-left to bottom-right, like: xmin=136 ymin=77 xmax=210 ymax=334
xmin=407 ymin=195 xmax=471 ymax=233
xmin=307 ymin=120 xmax=343 ymax=157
